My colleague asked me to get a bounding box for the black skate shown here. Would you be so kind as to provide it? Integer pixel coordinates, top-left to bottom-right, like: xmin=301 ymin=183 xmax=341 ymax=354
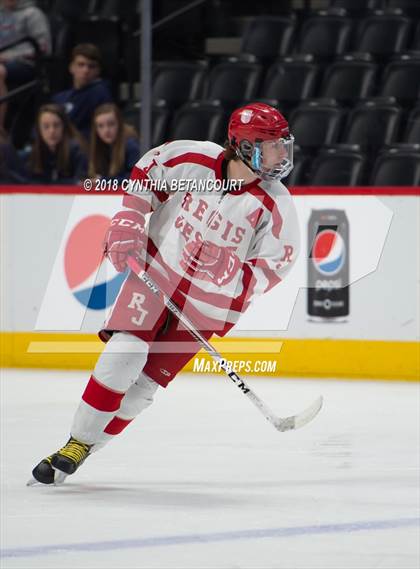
xmin=51 ymin=437 xmax=92 ymax=475
xmin=29 ymin=455 xmax=56 ymax=485
xmin=28 ymin=437 xmax=92 ymax=486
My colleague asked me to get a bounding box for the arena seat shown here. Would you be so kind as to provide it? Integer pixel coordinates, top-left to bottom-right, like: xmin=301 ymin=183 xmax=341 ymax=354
xmin=289 ymin=100 xmax=345 ymax=155
xmin=168 ymin=101 xmax=226 ymax=144
xmin=123 ymin=102 xmax=170 ymax=147
xmin=370 ymin=145 xmax=420 ymax=185
xmin=402 ymin=105 xmax=420 ymax=143
xmin=295 ymin=12 xmax=352 ymax=60
xmin=152 ymin=61 xmax=207 ymax=110
xmin=261 ymin=56 xmax=320 ymax=115
xmin=309 ymin=146 xmax=366 ymax=186
xmin=340 ymin=98 xmax=402 ymax=154
xmin=204 ymin=60 xmax=263 ymax=110
xmin=240 ymin=16 xmax=296 ymax=60
xmin=379 ymin=54 xmax=420 ymax=107
xmin=352 ymin=13 xmax=412 ymax=60
xmin=319 ymin=55 xmax=378 ymax=105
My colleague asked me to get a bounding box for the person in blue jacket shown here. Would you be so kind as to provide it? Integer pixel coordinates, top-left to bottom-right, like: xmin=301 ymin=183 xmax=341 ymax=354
xmin=52 ymin=44 xmax=112 ymax=141
xmin=88 ymin=103 xmax=140 ymax=182
xmin=25 ymin=103 xmax=87 ymax=184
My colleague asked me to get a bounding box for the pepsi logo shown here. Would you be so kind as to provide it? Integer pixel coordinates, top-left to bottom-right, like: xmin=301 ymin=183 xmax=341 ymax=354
xmin=311 ymin=229 xmax=345 ymax=276
xmin=64 ymin=215 xmax=128 ymax=310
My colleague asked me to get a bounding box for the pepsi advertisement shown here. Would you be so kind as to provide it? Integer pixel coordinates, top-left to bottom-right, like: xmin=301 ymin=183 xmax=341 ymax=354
xmin=35 ymin=196 xmax=127 ymax=331
xmin=307 ymin=209 xmax=349 ymax=321
xmin=64 ymin=214 xmax=127 ymax=311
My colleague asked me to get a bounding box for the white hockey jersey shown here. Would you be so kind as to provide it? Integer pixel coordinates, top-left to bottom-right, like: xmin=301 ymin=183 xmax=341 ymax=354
xmin=121 ymin=140 xmax=300 ymax=336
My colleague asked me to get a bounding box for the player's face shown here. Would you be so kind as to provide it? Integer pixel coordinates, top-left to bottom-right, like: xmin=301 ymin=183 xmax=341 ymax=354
xmin=39 ymin=112 xmax=64 ymax=150
xmin=95 ymin=112 xmax=119 ymax=144
xmin=70 ymin=56 xmax=100 ymax=88
xmin=261 ymin=139 xmax=289 ymax=169
xmin=253 ymin=135 xmax=294 ymax=180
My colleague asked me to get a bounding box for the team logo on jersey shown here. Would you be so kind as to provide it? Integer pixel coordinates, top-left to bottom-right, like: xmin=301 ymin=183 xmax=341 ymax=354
xmin=64 ymin=215 xmax=127 ymax=309
xmin=311 ymin=229 xmax=345 ymax=276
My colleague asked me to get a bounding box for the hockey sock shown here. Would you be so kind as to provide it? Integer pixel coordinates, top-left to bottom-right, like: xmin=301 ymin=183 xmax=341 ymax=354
xmin=70 ymin=332 xmax=150 ymax=444
xmin=94 ymin=373 xmax=159 ymax=447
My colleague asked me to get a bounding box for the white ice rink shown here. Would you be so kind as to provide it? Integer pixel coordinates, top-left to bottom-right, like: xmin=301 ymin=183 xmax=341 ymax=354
xmin=1 ymin=369 xmax=419 ymax=569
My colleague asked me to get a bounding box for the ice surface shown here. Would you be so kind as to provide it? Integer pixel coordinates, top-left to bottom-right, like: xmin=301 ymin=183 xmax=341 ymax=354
xmin=1 ymin=369 xmax=419 ymax=569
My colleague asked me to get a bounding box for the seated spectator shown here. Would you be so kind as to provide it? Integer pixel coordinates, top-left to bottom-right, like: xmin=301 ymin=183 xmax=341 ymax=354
xmin=52 ymin=44 xmax=113 ymax=141
xmin=25 ymin=103 xmax=87 ymax=184
xmin=0 ymin=0 xmax=51 ymax=132
xmin=88 ymin=103 xmax=140 ymax=182
xmin=0 ymin=129 xmax=26 ymax=182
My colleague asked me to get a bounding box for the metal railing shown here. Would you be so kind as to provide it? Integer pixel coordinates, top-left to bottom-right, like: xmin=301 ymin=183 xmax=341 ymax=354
xmin=138 ymin=0 xmax=210 ymax=154
xmin=0 ymin=36 xmax=42 ymax=104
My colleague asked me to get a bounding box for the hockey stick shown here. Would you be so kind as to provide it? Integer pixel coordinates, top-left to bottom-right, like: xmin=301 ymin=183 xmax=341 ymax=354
xmin=127 ymin=256 xmax=323 ymax=432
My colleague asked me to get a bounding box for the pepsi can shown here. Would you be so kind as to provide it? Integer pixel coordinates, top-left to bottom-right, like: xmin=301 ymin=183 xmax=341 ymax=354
xmin=307 ymin=209 xmax=349 ymax=320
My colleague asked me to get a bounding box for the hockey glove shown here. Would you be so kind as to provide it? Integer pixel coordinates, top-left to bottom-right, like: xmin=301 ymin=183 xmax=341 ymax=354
xmin=180 ymin=240 xmax=241 ymax=286
xmin=104 ymin=210 xmax=145 ymax=272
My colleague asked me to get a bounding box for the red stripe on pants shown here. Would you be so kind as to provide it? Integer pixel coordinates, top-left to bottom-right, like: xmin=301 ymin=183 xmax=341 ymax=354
xmin=104 ymin=416 xmax=133 ymax=435
xmin=82 ymin=376 xmax=124 ymax=412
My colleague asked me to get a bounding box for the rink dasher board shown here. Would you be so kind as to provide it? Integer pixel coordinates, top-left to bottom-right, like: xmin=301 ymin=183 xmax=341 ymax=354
xmin=0 ymin=185 xmax=419 ymax=380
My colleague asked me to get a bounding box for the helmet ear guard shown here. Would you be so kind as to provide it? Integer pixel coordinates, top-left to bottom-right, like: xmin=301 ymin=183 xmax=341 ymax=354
xmin=228 ymin=103 xmax=294 ymax=181
xmin=238 ymin=139 xmax=253 ymax=161
xmin=251 ymin=143 xmax=262 ymax=171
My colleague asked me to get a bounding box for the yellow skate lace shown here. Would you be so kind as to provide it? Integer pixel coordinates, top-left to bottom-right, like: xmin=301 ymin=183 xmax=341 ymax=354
xmin=57 ymin=438 xmax=91 ymax=464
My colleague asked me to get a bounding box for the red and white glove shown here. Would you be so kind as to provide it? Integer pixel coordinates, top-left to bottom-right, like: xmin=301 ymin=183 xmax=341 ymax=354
xmin=180 ymin=240 xmax=241 ymax=286
xmin=104 ymin=210 xmax=145 ymax=272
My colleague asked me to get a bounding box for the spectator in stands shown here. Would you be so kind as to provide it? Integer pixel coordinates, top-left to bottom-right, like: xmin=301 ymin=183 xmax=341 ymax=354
xmin=88 ymin=103 xmax=139 ymax=182
xmin=0 ymin=129 xmax=26 ymax=182
xmin=52 ymin=44 xmax=113 ymax=141
xmin=0 ymin=0 xmax=51 ymax=132
xmin=25 ymin=103 xmax=87 ymax=184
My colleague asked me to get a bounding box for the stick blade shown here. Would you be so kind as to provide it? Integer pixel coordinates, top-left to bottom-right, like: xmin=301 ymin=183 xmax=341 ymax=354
xmin=274 ymin=395 xmax=323 ymax=432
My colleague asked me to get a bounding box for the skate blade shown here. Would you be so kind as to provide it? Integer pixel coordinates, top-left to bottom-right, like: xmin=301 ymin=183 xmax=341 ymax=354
xmin=53 ymin=470 xmax=68 ymax=485
xmin=26 ymin=470 xmax=68 ymax=487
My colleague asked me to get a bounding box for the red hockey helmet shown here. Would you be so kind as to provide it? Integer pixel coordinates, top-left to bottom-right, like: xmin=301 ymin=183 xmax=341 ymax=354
xmin=228 ymin=103 xmax=294 ymax=180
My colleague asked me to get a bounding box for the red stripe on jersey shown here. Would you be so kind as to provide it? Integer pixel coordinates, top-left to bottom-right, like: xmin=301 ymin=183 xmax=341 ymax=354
xmin=122 ymin=193 xmax=151 ymax=215
xmin=163 ymin=152 xmax=222 ymax=173
xmin=130 ymin=166 xmax=169 ymax=204
xmin=146 ymin=239 xmax=254 ymax=313
xmin=262 ymin=269 xmax=282 ymax=293
xmin=214 ymin=151 xmax=224 ymax=180
xmin=130 ymin=165 xmax=148 ymax=181
xmin=82 ymin=375 xmax=124 ymax=412
xmin=247 ymin=186 xmax=283 ymax=238
xmin=240 ymin=263 xmax=258 ymax=306
xmin=248 ymin=257 xmax=282 ymax=293
xmin=151 ymin=185 xmax=169 ymax=203
xmin=145 ymin=263 xmax=236 ymax=335
xmin=104 ymin=416 xmax=133 ymax=435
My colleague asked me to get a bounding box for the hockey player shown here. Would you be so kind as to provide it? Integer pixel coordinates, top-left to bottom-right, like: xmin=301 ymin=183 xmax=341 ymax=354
xmin=30 ymin=102 xmax=299 ymax=485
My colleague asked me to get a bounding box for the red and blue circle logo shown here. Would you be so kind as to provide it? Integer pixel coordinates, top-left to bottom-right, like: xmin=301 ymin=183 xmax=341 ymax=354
xmin=312 ymin=229 xmax=345 ymax=275
xmin=64 ymin=215 xmax=128 ymax=310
